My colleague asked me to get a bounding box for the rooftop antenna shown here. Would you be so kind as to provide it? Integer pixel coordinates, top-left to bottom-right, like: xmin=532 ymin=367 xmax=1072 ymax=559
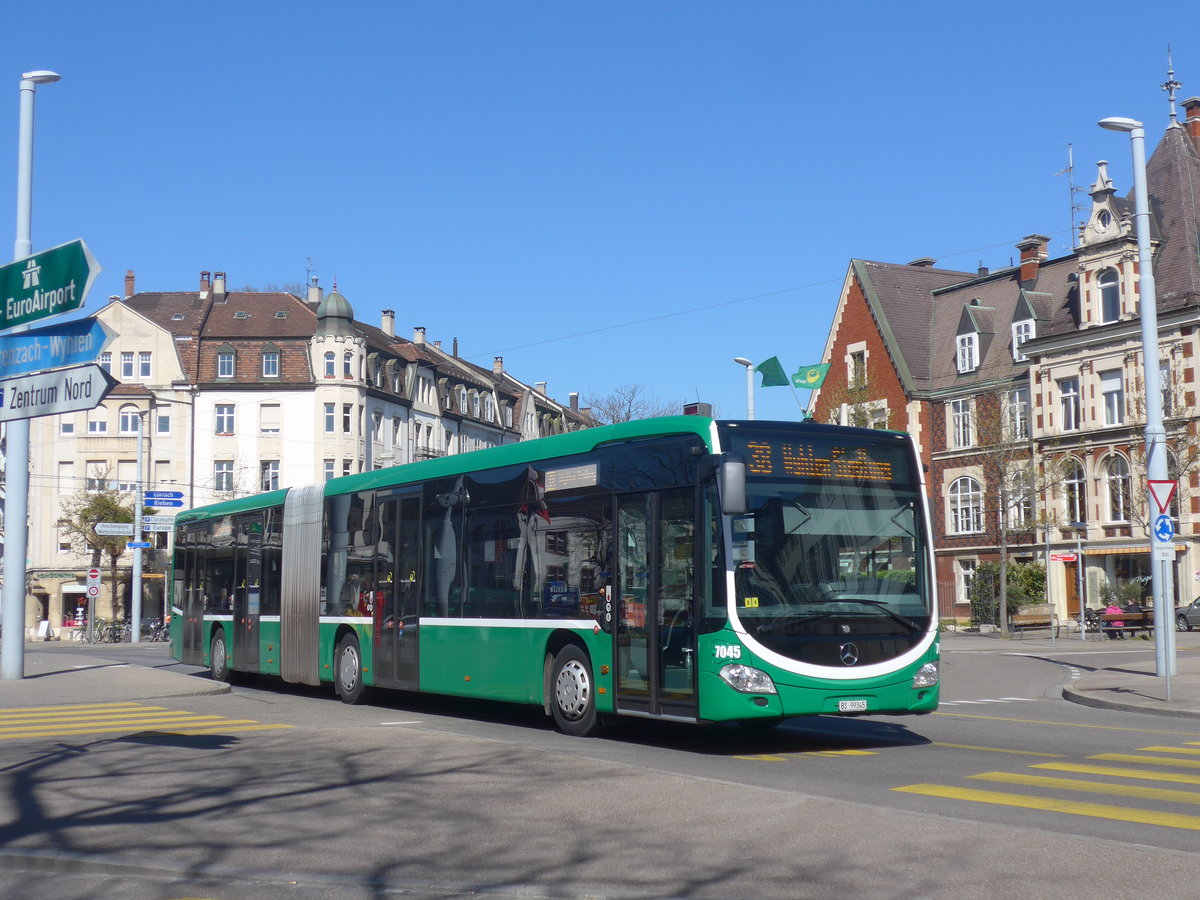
xmin=1054 ymin=143 xmax=1086 ymax=250
xmin=1163 ymin=45 xmax=1183 ymax=124
xmin=306 ymin=256 xmax=318 ymax=288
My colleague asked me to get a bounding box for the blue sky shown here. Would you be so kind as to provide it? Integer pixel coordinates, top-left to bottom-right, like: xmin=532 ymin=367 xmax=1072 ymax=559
xmin=0 ymin=1 xmax=1186 ymax=421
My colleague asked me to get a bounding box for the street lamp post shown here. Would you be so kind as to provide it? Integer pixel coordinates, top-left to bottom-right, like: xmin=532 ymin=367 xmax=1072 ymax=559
xmin=733 ymin=357 xmax=755 ymax=420
xmin=1099 ymin=116 xmax=1177 ymax=679
xmin=2 ymin=70 xmax=60 ymax=681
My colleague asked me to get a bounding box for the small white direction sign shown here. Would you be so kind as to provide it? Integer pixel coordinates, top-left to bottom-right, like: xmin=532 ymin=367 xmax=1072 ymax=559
xmin=95 ymin=522 xmax=134 ymax=536
xmin=141 ymin=514 xmax=176 ymax=525
xmin=0 ymin=362 xmax=118 ymax=423
xmin=144 ymin=522 xmax=173 ymax=533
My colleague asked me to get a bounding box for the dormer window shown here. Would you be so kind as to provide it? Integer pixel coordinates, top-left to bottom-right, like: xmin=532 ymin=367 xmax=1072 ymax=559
xmin=1099 ymin=268 xmax=1120 ymax=323
xmin=956 ymin=333 xmax=978 ymax=373
xmin=1011 ymin=320 xmax=1034 ymax=361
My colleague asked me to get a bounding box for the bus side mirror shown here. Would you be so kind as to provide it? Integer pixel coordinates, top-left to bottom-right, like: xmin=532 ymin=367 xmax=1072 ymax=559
xmin=719 ymin=455 xmax=747 ymax=516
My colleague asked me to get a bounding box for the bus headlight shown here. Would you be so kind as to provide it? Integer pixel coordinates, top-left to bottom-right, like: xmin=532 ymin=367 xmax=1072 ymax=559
xmin=912 ymin=661 xmax=939 ymax=688
xmin=719 ymin=664 xmax=777 ymax=694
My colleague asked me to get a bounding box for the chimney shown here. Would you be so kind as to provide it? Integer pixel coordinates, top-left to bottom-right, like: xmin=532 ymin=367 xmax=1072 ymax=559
xmin=535 ymin=381 xmax=548 ymax=395
xmin=308 ymin=276 xmax=322 ymax=304
xmin=977 ymin=262 xmax=989 ymax=277
xmin=1184 ymin=97 xmax=1200 ymax=153
xmin=124 ymin=269 xmax=135 ymax=298
xmin=200 ymin=271 xmax=211 ymax=293
xmin=907 ymin=257 xmax=936 ymax=268
xmin=493 ymin=356 xmax=504 ymax=375
xmin=413 ymin=326 xmax=426 ymax=345
xmin=1016 ymin=234 xmax=1050 ymax=285
xmin=213 ymin=271 xmax=227 ymax=303
xmin=569 ymin=391 xmax=578 ymax=411
xmin=381 ymin=308 xmax=395 ymax=337
xmin=452 ymin=337 xmax=458 ymax=358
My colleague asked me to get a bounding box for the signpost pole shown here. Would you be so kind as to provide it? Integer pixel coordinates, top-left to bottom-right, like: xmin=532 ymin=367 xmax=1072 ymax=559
xmin=131 ymin=412 xmax=145 ymax=642
xmin=1 ymin=70 xmax=59 ymax=682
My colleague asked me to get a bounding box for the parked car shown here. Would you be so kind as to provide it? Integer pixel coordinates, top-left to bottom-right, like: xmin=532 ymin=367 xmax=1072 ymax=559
xmin=1177 ymin=599 xmax=1200 ymax=631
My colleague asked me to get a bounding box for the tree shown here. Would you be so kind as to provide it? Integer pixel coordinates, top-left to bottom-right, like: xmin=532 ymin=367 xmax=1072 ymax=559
xmin=583 ymin=384 xmax=682 ymax=425
xmin=57 ymin=483 xmax=136 ymax=621
xmin=967 ymin=561 xmax=1045 ymax=626
xmin=817 ymin=363 xmax=891 ymax=429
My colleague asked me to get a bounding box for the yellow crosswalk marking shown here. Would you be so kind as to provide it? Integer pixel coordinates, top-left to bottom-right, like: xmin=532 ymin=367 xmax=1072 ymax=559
xmin=1089 ymin=753 xmax=1200 ymax=768
xmin=968 ymin=771 xmax=1200 ymax=804
xmin=893 ymin=783 xmax=1200 ymax=830
xmin=932 ymin=742 xmax=1065 ymax=757
xmin=1032 ymin=762 xmax=1200 ymax=785
xmin=0 ymin=702 xmax=292 ymax=741
xmin=1136 ymin=745 xmax=1200 ymax=756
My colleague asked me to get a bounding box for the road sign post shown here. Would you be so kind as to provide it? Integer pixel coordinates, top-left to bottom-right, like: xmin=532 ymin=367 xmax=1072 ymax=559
xmin=0 ymin=239 xmax=99 ymax=331
xmin=85 ymin=567 xmax=101 ymax=643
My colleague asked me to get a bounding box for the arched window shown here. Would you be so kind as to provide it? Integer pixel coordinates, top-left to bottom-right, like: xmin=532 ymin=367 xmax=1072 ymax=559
xmin=1063 ymin=458 xmax=1087 ymax=524
xmin=949 ymin=477 xmax=984 ymax=534
xmin=118 ymin=404 xmax=140 ymax=434
xmin=1008 ymin=468 xmax=1034 ymax=528
xmin=1099 ymin=268 xmax=1120 ymax=323
xmin=324 ymin=351 xmax=335 ymax=377
xmin=1106 ymin=455 xmax=1131 ymax=522
xmin=343 ymin=351 xmax=353 ymax=378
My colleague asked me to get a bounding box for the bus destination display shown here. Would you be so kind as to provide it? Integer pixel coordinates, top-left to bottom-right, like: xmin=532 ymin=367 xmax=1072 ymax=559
xmin=744 ymin=439 xmax=895 ymax=482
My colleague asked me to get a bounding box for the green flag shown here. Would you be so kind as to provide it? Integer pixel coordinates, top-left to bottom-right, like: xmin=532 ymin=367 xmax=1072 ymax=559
xmin=792 ymin=363 xmax=830 ymax=389
xmin=754 ymin=356 xmax=790 ymax=387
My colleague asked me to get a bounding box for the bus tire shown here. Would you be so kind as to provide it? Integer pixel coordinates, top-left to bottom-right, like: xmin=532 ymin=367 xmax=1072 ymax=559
xmin=335 ymin=633 xmax=365 ymax=704
xmin=210 ymin=629 xmax=231 ymax=683
xmin=549 ymin=644 xmax=601 ymax=737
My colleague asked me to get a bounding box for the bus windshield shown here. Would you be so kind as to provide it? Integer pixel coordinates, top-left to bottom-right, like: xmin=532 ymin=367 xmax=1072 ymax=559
xmin=720 ymin=425 xmax=931 ymax=666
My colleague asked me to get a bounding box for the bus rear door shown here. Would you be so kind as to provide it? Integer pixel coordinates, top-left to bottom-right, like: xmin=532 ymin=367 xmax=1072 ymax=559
xmin=232 ymin=514 xmax=263 ymax=671
xmin=374 ymin=493 xmax=421 ymax=690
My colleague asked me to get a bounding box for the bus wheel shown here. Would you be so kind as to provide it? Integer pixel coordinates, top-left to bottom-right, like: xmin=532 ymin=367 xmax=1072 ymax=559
xmin=210 ymin=629 xmax=231 ymax=683
xmin=550 ymin=645 xmax=601 ymax=737
xmin=335 ymin=634 xmax=365 ymax=704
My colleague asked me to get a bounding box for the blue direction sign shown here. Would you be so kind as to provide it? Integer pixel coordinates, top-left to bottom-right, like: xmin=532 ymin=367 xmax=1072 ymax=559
xmin=0 ymin=316 xmax=113 ymax=377
xmin=126 ymin=541 xmax=152 ymax=549
xmin=1154 ymin=514 xmax=1175 ymax=544
xmin=144 ymin=490 xmax=184 ymax=500
xmin=148 ymin=498 xmax=184 ymax=507
xmin=0 ymin=240 xmax=101 ymax=331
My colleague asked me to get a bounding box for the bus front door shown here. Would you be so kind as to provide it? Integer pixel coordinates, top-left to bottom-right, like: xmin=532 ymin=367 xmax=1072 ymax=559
xmin=375 ymin=494 xmax=421 ymax=690
xmin=232 ymin=515 xmax=262 ymax=671
xmin=615 ymin=489 xmax=698 ymax=719
xmin=180 ymin=526 xmax=205 ymax=666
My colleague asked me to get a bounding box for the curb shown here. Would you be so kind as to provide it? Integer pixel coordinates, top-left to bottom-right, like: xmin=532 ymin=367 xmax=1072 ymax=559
xmin=1061 ymin=683 xmax=1200 ymax=719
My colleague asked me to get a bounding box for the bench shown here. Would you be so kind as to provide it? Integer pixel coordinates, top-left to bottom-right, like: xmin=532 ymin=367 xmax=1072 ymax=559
xmin=1008 ymin=604 xmax=1059 ymax=638
xmin=1098 ymin=611 xmax=1154 ymax=638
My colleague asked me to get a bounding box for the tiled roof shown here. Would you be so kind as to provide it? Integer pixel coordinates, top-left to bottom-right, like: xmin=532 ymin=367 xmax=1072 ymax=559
xmin=1145 ymin=124 xmax=1200 ymax=306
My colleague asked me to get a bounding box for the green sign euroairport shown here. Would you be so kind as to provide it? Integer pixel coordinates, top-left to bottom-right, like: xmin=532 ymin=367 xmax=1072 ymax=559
xmin=0 ymin=239 xmax=100 ymax=331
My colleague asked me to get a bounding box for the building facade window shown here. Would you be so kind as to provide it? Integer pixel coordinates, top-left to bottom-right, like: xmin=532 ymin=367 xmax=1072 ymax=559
xmin=1161 ymin=360 xmax=1173 ymax=416
xmin=259 ymin=403 xmax=281 ymax=434
xmin=1011 ymin=320 xmax=1034 ymax=362
xmin=1099 ymin=268 xmax=1120 ymax=322
xmin=1100 ymin=370 xmax=1124 ymax=426
xmin=956 ymin=334 xmax=978 ymax=373
xmin=949 ymin=476 xmax=984 ymax=534
xmin=59 ymin=419 xmax=75 ymax=435
xmin=1008 ymin=469 xmax=1034 ymax=529
xmin=138 ymin=352 xmax=151 ymax=379
xmin=950 ymin=398 xmax=973 ymax=449
xmin=262 ymin=350 xmax=280 ymax=378
xmin=1006 ymin=387 xmax=1030 ymax=440
xmin=118 ymin=405 xmax=140 ymax=434
xmin=372 ymin=412 xmax=383 ymax=441
xmin=324 ymin=351 xmax=335 ymax=377
xmin=1106 ymin=456 xmax=1131 ymax=523
xmin=1063 ymin=458 xmax=1087 ymax=524
xmin=217 ymin=351 xmax=235 ymax=378
xmin=215 ymin=404 xmax=235 ymax=435
xmin=156 ymin=411 xmax=170 ymax=434
xmin=323 ymin=402 xmax=335 ymax=433
xmin=120 ymin=352 xmax=134 ymax=379
xmin=957 ymin=559 xmax=977 ymax=605
xmin=849 ymin=349 xmax=866 ymax=385
xmin=86 ymin=461 xmax=107 ymax=491
xmin=98 ymin=351 xmax=111 ymax=373
xmin=260 ymin=460 xmax=280 ymax=491
xmin=87 ymin=406 xmax=107 ymax=434
xmin=343 ymin=351 xmax=353 ymax=378
xmin=1059 ymin=377 xmax=1080 ymax=431
xmin=342 ymin=403 xmax=353 ymax=434
xmin=323 ymin=459 xmax=335 ymax=482
xmin=214 ymin=461 xmax=234 ymax=492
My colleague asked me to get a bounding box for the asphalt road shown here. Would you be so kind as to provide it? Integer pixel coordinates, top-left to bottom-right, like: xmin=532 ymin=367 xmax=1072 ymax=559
xmin=3 ymin=637 xmax=1200 ymax=898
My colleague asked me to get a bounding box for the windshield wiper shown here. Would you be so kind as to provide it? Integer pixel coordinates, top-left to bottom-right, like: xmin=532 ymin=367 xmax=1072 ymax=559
xmin=755 ymin=614 xmax=825 ymax=636
xmin=833 ymin=598 xmax=922 ymax=633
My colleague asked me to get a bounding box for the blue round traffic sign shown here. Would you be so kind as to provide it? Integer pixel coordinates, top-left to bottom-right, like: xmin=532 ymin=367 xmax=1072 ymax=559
xmin=1154 ymin=514 xmax=1175 ymax=543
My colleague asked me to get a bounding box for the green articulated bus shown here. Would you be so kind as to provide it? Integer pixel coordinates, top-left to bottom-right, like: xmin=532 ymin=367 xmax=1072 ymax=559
xmin=169 ymin=416 xmax=939 ymax=735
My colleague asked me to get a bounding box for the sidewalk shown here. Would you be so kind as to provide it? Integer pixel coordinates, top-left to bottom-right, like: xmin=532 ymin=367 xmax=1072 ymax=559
xmin=942 ymin=626 xmax=1200 ymax=718
xmin=0 ymin=643 xmax=228 ymax=705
